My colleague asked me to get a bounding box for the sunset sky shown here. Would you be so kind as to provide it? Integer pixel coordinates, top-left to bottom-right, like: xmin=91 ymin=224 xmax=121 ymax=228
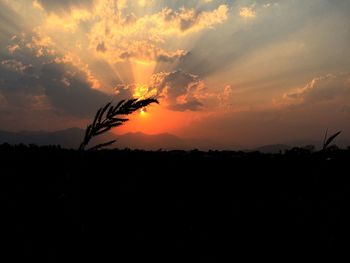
xmin=1 ymin=0 xmax=350 ymax=147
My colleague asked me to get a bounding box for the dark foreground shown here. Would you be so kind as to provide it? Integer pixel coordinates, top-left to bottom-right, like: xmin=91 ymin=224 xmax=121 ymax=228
xmin=1 ymin=144 xmax=350 ymax=261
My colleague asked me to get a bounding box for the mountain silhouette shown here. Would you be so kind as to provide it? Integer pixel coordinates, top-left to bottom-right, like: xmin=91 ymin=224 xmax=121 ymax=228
xmin=3 ymin=128 xmax=346 ymax=151
xmin=0 ymin=128 xmax=236 ymax=150
xmin=0 ymin=128 xmax=83 ymax=148
xmin=251 ymin=144 xmax=292 ymax=154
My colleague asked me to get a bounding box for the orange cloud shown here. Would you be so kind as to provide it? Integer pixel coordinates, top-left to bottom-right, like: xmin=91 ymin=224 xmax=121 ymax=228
xmin=53 ymin=52 xmax=101 ymax=90
xmin=7 ymin=44 xmax=20 ymax=54
xmin=2 ymin=0 xmax=231 ymax=108
xmin=239 ymin=7 xmax=256 ymax=18
xmin=159 ymin=5 xmax=229 ymax=34
xmin=45 ymin=10 xmax=91 ymax=32
xmin=88 ymin=2 xmax=229 ymax=63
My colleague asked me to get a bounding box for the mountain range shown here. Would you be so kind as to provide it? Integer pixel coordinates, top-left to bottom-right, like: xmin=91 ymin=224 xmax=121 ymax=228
xmin=0 ymin=128 xmax=348 ymax=152
xmin=0 ymin=128 xmax=239 ymax=151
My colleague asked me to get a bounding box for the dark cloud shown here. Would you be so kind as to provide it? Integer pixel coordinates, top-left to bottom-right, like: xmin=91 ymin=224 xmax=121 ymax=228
xmin=156 ymin=51 xmax=188 ymax=63
xmin=40 ymin=62 xmax=113 ymax=117
xmin=0 ymin=25 xmax=132 ymax=129
xmin=0 ymin=59 xmax=42 ymax=109
xmin=0 ymin=58 xmax=115 ymax=117
xmin=117 ymin=43 xmax=187 ymax=64
xmin=170 ymin=100 xmax=203 ymax=112
xmin=0 ymin=46 xmax=120 ymax=121
xmin=96 ymin=41 xmax=107 ymax=53
xmin=1 ymin=60 xmax=34 ymax=75
xmin=162 ymin=8 xmax=200 ymax=32
xmin=151 ymin=70 xmax=204 ymax=111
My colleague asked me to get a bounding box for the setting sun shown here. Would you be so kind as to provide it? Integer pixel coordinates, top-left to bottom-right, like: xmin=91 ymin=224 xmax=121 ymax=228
xmin=140 ymin=108 xmax=147 ymax=116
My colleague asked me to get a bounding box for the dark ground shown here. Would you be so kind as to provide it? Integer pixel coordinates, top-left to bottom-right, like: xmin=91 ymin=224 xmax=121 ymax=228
xmin=1 ymin=144 xmax=350 ymax=261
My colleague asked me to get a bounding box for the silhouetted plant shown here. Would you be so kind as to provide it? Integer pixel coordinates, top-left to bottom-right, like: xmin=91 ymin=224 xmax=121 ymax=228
xmin=322 ymin=129 xmax=342 ymax=152
xmin=79 ymin=98 xmax=159 ymax=151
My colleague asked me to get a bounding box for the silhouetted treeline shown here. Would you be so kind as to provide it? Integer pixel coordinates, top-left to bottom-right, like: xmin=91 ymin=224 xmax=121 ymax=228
xmin=1 ymin=144 xmax=350 ymax=261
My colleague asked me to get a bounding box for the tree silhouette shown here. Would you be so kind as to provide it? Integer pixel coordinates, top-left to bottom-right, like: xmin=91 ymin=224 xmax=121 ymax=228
xmin=79 ymin=98 xmax=159 ymax=151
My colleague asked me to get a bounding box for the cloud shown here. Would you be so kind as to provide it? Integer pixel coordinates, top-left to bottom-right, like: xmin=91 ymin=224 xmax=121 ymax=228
xmin=24 ymin=1 xmax=230 ymax=68
xmin=96 ymin=41 xmax=107 ymax=53
xmin=34 ymin=0 xmax=94 ymax=13
xmin=39 ymin=6 xmax=92 ymax=33
xmin=239 ymin=7 xmax=256 ymax=18
xmin=177 ymin=73 xmax=350 ymax=147
xmin=283 ymin=73 xmax=350 ymax=105
xmin=88 ymin=2 xmax=228 ymax=63
xmin=1 ymin=59 xmax=34 ymax=74
xmin=0 ymin=43 xmax=120 ymax=119
xmin=137 ymin=0 xmax=154 ymax=8
xmin=116 ymin=41 xmax=188 ymax=64
xmin=0 ymin=60 xmax=113 ymax=117
xmin=149 ymin=70 xmax=205 ymax=111
xmin=177 ymin=0 xmax=350 ymax=80
xmin=115 ymin=69 xmax=232 ymax=112
xmin=8 ymin=44 xmax=20 ymax=54
xmin=218 ymin=85 xmax=233 ymax=106
xmin=170 ymin=100 xmax=203 ymax=112
xmin=39 ymin=61 xmax=114 ymax=117
xmin=0 ymin=59 xmax=43 ymax=110
xmin=161 ymin=4 xmax=229 ymax=33
xmin=115 ymin=70 xmax=207 ymax=112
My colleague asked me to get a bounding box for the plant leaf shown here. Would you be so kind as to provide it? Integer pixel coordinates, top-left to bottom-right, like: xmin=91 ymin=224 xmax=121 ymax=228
xmin=107 ymin=105 xmax=114 ymax=118
xmin=95 ymin=126 xmax=112 ymax=136
xmin=113 ymin=100 xmax=126 ymax=114
xmin=98 ymin=102 xmax=111 ymax=124
xmin=79 ymin=97 xmax=159 ymax=151
xmin=112 ymin=117 xmax=129 ymax=122
xmin=323 ymin=128 xmax=328 ymax=148
xmin=323 ymin=131 xmax=342 ymax=150
xmin=92 ymin=107 xmax=102 ymax=130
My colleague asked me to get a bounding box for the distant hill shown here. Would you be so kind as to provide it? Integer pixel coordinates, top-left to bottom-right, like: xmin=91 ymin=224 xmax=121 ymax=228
xmin=0 ymin=128 xmax=84 ymax=149
xmin=250 ymin=140 xmax=350 ymax=153
xmin=0 ymin=128 xmax=235 ymax=150
xmin=250 ymin=144 xmax=292 ymax=154
xmin=3 ymin=128 xmax=346 ymax=151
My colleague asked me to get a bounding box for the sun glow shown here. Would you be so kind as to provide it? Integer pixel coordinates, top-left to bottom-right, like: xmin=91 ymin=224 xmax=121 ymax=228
xmin=133 ymin=83 xmax=157 ymax=99
xmin=115 ymin=107 xmax=201 ymax=135
xmin=140 ymin=108 xmax=147 ymax=116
